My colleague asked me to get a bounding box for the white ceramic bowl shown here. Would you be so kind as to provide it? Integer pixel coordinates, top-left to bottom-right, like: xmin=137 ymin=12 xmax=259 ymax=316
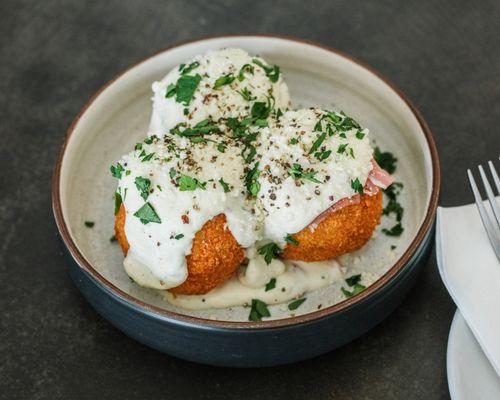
xmin=52 ymin=36 xmax=439 ymax=366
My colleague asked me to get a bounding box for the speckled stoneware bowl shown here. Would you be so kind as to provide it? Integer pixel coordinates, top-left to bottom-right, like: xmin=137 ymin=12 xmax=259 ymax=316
xmin=52 ymin=35 xmax=440 ymax=367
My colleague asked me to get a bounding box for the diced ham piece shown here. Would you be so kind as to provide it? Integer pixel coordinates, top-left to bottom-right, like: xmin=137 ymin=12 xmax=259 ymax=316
xmin=308 ymin=159 xmax=393 ymax=229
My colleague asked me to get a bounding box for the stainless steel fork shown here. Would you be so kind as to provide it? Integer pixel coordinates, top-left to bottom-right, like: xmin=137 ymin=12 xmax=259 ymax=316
xmin=467 ymin=160 xmax=500 ymax=261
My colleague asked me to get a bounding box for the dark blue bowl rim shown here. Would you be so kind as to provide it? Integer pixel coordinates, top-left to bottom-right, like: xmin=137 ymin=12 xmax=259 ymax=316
xmin=51 ymin=34 xmax=441 ymax=330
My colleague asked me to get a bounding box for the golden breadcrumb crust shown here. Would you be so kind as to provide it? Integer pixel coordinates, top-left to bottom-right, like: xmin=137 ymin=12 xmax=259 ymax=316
xmin=282 ymin=192 xmax=383 ymax=262
xmin=114 ymin=205 xmax=244 ymax=295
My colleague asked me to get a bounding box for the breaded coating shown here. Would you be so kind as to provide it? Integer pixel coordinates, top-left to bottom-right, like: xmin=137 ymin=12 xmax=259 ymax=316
xmin=114 ymin=205 xmax=244 ymax=295
xmin=282 ymin=192 xmax=383 ymax=262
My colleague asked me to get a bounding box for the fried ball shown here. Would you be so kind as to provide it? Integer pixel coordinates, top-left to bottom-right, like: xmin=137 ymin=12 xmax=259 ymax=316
xmin=282 ymin=192 xmax=383 ymax=262
xmin=114 ymin=205 xmax=244 ymax=295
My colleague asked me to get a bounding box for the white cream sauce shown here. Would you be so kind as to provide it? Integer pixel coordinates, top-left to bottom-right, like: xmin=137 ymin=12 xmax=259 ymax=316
xmin=164 ymin=251 xmax=343 ymax=310
xmin=149 ymin=48 xmax=291 ymax=136
xmin=112 ymin=48 xmax=377 ymax=309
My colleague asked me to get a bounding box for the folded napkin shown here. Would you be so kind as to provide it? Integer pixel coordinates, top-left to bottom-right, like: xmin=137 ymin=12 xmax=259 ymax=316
xmin=437 ymin=202 xmax=500 ymax=376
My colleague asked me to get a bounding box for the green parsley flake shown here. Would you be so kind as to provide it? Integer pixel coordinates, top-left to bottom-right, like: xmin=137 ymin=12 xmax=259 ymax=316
xmin=284 ymin=234 xmax=299 ymax=246
xmin=342 ymin=283 xmax=366 ymax=298
xmin=133 ymin=202 xmax=161 ymax=224
xmin=177 ymin=174 xmax=206 ymax=191
xmin=374 ymin=147 xmax=398 ymax=174
xmin=110 ymin=163 xmax=124 ymax=179
xmin=175 ymin=74 xmax=201 ymax=105
xmin=351 ymin=178 xmax=364 ymax=195
xmin=217 ymin=143 xmax=226 ymax=153
xmin=213 ymin=74 xmax=235 ymax=89
xmin=252 ymin=58 xmax=280 ymax=83
xmin=265 ymin=278 xmax=276 ymax=291
xmin=245 ymin=163 xmax=261 ymax=197
xmin=288 ymin=298 xmax=306 ymax=310
xmin=258 ymin=242 xmax=282 ymax=264
xmin=84 ymin=221 xmax=94 ymax=228
xmin=174 ymin=233 xmax=184 ymax=240
xmin=248 ymin=299 xmax=271 ymax=321
xmin=355 ymin=130 xmax=365 ymax=139
xmin=114 ymin=192 xmax=123 ymax=215
xmin=237 ymin=87 xmax=256 ymax=101
xmin=309 ymin=131 xmax=326 ymax=154
xmin=382 ymin=223 xmax=404 ymax=237
xmin=179 ymin=61 xmax=199 ymax=75
xmin=169 ymin=167 xmax=176 ymax=180
xmin=289 ymin=164 xmax=322 ymax=184
xmin=134 ymin=176 xmax=151 ymax=200
xmin=219 ymin=178 xmax=231 ymax=193
xmin=345 ymin=274 xmax=362 ymax=286
xmin=238 ymin=64 xmax=254 ymax=81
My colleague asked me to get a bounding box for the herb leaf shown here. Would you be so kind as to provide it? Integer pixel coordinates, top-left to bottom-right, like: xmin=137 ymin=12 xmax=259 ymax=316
xmin=309 ymin=132 xmax=326 ymax=155
xmin=374 ymin=147 xmax=398 ymax=174
xmin=284 ymin=234 xmax=299 ymax=246
xmin=289 ymin=164 xmax=322 ymax=184
xmin=84 ymin=221 xmax=94 ymax=228
xmin=245 ymin=163 xmax=261 ymax=197
xmin=342 ymin=283 xmax=366 ymax=298
xmin=133 ymin=202 xmax=161 ymax=224
xmin=175 ymin=74 xmax=201 ymax=105
xmin=288 ymin=298 xmax=306 ymax=310
xmin=213 ymin=74 xmax=235 ymax=89
xmin=382 ymin=223 xmax=404 ymax=237
xmin=252 ymin=58 xmax=280 ymax=83
xmin=134 ymin=177 xmax=151 ymax=200
xmin=265 ymin=278 xmax=276 ymax=291
xmin=177 ymin=174 xmax=206 ymax=191
xmin=351 ymin=178 xmax=364 ymax=195
xmin=249 ymin=299 xmax=271 ymax=321
xmin=258 ymin=242 xmax=282 ymax=264
xmin=238 ymin=64 xmax=254 ymax=81
xmin=114 ymin=192 xmax=123 ymax=215
xmin=110 ymin=163 xmax=124 ymax=179
xmin=345 ymin=274 xmax=361 ymax=287
xmin=219 ymin=178 xmax=231 ymax=193
xmin=179 ymin=61 xmax=199 ymax=75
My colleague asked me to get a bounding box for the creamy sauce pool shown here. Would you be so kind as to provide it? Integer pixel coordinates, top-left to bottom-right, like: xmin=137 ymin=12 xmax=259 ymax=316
xmin=164 ymin=251 xmax=343 ymax=310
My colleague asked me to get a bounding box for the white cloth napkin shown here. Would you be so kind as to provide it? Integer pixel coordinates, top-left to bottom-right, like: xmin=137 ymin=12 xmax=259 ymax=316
xmin=436 ymin=202 xmax=500 ymax=376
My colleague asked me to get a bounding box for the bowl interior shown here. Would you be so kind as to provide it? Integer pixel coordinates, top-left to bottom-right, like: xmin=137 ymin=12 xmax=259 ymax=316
xmin=57 ymin=36 xmax=435 ymax=322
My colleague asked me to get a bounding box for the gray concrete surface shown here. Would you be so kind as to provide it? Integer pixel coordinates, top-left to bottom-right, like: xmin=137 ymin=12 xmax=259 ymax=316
xmin=1 ymin=0 xmax=500 ymax=398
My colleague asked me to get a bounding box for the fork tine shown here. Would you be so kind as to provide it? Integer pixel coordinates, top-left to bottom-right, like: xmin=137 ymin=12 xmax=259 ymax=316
xmin=467 ymin=169 xmax=500 ymax=261
xmin=479 ymin=164 xmax=500 ymax=227
xmin=488 ymin=160 xmax=500 ymax=193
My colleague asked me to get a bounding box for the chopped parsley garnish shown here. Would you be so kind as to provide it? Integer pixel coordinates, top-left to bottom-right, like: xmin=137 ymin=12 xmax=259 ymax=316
xmin=284 ymin=234 xmax=299 ymax=246
xmin=290 ymin=137 xmax=299 ymax=145
xmin=110 ymin=163 xmax=124 ymax=179
xmin=110 ymin=235 xmax=117 ymax=243
xmin=237 ymin=87 xmax=256 ymax=101
xmin=219 ymin=178 xmax=231 ymax=193
xmin=252 ymin=58 xmax=280 ymax=83
xmin=144 ymin=135 xmax=157 ymax=145
xmin=133 ymin=202 xmax=161 ymax=224
xmin=245 ymin=163 xmax=261 ymax=196
xmin=251 ymin=99 xmax=272 ymax=120
xmin=84 ymin=221 xmax=94 ymax=228
xmin=309 ymin=131 xmax=326 ymax=154
xmin=174 ymin=233 xmax=184 ymax=240
xmin=238 ymin=64 xmax=254 ymax=81
xmin=177 ymin=174 xmax=206 ymax=191
xmin=217 ymin=143 xmax=226 ymax=153
xmin=383 ymin=199 xmax=404 ymax=222
xmin=351 ymin=178 xmax=364 ymax=195
xmin=288 ymin=298 xmax=306 ymax=310
xmin=141 ymin=152 xmax=155 ymax=162
xmin=355 ymin=130 xmax=365 ymax=139
xmin=374 ymin=147 xmax=398 ymax=174
xmin=345 ymin=274 xmax=361 ymax=286
xmin=167 ymin=74 xmax=201 ymax=105
xmin=114 ymin=192 xmax=123 ymax=215
xmin=213 ymin=74 xmax=235 ymax=89
xmin=134 ymin=177 xmax=151 ymax=200
xmin=249 ymin=299 xmax=271 ymax=321
xmin=170 ymin=119 xmax=219 ymax=140
xmin=169 ymin=167 xmax=176 ymax=180
xmin=178 ymin=61 xmax=199 ymax=75
xmin=135 ymin=142 xmax=143 ymax=151
xmin=342 ymin=283 xmax=366 ymax=298
xmin=315 ymin=150 xmax=332 ymax=161
xmin=258 ymin=242 xmax=282 ymax=264
xmin=265 ymin=278 xmax=276 ymax=291
xmin=382 ymin=223 xmax=404 ymax=237
xmin=337 ymin=143 xmax=348 ymax=154
xmin=288 ymin=163 xmax=322 ymax=184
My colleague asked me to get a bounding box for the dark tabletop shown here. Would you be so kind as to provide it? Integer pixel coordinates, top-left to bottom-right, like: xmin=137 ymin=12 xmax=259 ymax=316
xmin=2 ymin=0 xmax=500 ymax=399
